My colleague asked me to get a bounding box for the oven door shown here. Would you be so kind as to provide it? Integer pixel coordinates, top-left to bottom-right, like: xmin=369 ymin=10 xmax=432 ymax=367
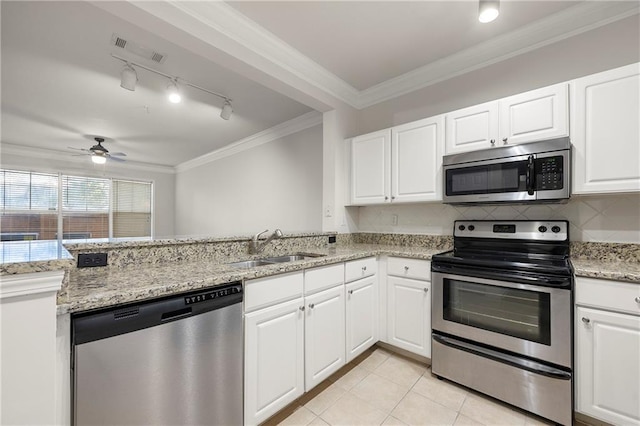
xmin=432 ymin=271 xmax=571 ymax=368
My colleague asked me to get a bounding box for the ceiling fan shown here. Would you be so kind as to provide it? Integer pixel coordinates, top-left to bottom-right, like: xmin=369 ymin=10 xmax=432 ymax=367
xmin=68 ymin=137 xmax=127 ymax=164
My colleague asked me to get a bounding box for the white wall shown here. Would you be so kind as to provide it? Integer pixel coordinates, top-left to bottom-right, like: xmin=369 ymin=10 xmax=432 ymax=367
xmin=175 ymin=124 xmax=323 ymax=237
xmin=357 ymin=15 xmax=640 ymax=134
xmin=0 ymin=149 xmax=176 ymax=237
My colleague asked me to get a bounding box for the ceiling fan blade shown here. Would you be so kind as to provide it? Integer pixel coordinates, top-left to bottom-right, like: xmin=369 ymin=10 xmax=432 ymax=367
xmin=109 ymin=152 xmax=127 ymax=157
xmin=107 ymin=155 xmax=126 ymax=162
xmin=68 ymin=147 xmax=90 ymax=152
xmin=71 ymin=153 xmax=90 ymax=157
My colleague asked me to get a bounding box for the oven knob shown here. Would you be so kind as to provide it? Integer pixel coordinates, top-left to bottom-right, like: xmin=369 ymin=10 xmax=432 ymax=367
xmin=552 ymin=226 xmax=561 ymax=233
xmin=538 ymin=226 xmax=547 ymax=233
xmin=458 ymin=225 xmax=465 ymax=231
xmin=468 ymin=225 xmax=475 ymax=231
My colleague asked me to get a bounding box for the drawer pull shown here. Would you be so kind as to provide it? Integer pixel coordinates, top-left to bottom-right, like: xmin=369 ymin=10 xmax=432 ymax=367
xmin=309 ymin=303 xmax=315 ymax=309
xmin=635 ymin=297 xmax=640 ymax=303
xmin=362 ymin=266 xmax=367 ymax=272
xmin=582 ymin=317 xmax=590 ymax=325
xmin=404 ymin=266 xmax=409 ymax=272
xmin=299 ymin=306 xmax=305 ymax=311
xmin=348 ymin=290 xmax=354 ymax=295
xmin=423 ymin=288 xmax=429 ymax=293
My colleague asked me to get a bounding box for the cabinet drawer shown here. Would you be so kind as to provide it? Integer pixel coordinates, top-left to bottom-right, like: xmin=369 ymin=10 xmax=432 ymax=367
xmin=345 ymin=257 xmax=377 ymax=282
xmin=305 ymin=263 xmax=345 ymax=295
xmin=245 ymin=271 xmax=304 ymax=313
xmin=576 ymin=277 xmax=640 ymax=316
xmin=387 ymin=257 xmax=431 ymax=281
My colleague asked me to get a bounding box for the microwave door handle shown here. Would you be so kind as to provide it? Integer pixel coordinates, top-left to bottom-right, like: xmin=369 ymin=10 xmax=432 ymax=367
xmin=526 ymin=155 xmax=535 ymax=196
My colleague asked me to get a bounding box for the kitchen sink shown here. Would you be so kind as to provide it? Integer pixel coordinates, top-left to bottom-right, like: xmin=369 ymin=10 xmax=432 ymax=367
xmin=227 ymin=252 xmax=325 ymax=268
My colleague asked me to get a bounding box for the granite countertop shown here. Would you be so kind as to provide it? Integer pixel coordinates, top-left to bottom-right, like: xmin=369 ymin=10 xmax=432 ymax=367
xmin=0 ymin=240 xmax=74 ymax=275
xmin=59 ymin=244 xmax=446 ymax=315
xmin=571 ymin=258 xmax=640 ymax=283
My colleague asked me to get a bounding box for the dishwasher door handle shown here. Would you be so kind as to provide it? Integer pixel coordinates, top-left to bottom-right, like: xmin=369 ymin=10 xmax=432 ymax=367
xmin=161 ymin=307 xmax=192 ymax=322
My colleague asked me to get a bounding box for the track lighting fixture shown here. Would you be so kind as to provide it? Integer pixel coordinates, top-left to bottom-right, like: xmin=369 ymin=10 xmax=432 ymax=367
xmin=120 ymin=63 xmax=137 ymax=91
xmin=479 ymin=0 xmax=500 ymax=23
xmin=167 ymin=79 xmax=181 ymax=104
xmin=112 ymin=54 xmax=233 ymax=120
xmin=220 ymin=100 xmax=233 ymax=120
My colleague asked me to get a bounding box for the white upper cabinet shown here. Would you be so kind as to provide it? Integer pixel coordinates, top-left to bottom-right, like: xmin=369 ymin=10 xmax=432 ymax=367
xmin=392 ymin=116 xmax=444 ymax=203
xmin=571 ymin=63 xmax=640 ymax=194
xmin=499 ymin=83 xmax=568 ymax=145
xmin=350 ymin=129 xmax=391 ymax=205
xmin=350 ymin=117 xmax=444 ymax=205
xmin=445 ymin=101 xmax=499 ymax=155
xmin=445 ymin=83 xmax=569 ymax=155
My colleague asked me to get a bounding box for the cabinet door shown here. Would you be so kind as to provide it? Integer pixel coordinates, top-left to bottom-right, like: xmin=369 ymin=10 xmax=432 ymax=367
xmin=245 ymin=298 xmax=305 ymax=425
xmin=387 ymin=276 xmax=431 ymax=358
xmin=391 ymin=115 xmax=445 ymax=202
xmin=346 ymin=275 xmax=378 ymax=363
xmin=305 ymin=286 xmax=346 ymax=391
xmin=350 ymin=129 xmax=391 ymax=205
xmin=571 ymin=63 xmax=640 ymax=194
xmin=576 ymin=306 xmax=640 ymax=425
xmin=445 ymin=101 xmax=499 ymax=155
xmin=499 ymin=83 xmax=568 ymax=146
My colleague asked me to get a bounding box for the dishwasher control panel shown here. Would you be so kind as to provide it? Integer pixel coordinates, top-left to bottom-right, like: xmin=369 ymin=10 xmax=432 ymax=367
xmin=184 ymin=283 xmax=243 ymax=305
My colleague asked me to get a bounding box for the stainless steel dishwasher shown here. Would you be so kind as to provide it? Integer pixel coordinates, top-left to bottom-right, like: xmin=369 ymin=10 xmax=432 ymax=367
xmin=72 ymin=282 xmax=243 ymax=426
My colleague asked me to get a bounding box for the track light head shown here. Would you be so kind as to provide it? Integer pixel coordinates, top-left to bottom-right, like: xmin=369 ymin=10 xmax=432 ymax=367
xmin=120 ymin=63 xmax=137 ymax=91
xmin=167 ymin=79 xmax=181 ymax=103
xmin=479 ymin=0 xmax=500 ymax=23
xmin=220 ymin=100 xmax=233 ymax=120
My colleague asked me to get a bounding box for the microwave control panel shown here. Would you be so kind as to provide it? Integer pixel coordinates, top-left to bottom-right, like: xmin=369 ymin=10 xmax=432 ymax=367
xmin=535 ymin=156 xmax=563 ymax=190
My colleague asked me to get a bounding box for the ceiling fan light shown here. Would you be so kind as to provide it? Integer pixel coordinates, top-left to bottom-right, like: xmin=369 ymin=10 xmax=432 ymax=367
xmin=167 ymin=79 xmax=181 ymax=103
xmin=120 ymin=63 xmax=137 ymax=91
xmin=91 ymin=154 xmax=107 ymax=164
xmin=479 ymin=0 xmax=500 ymax=23
xmin=220 ymin=100 xmax=233 ymax=120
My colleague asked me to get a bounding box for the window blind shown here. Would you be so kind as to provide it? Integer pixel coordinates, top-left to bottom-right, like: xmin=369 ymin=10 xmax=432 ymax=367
xmin=113 ymin=180 xmax=152 ymax=238
xmin=61 ymin=175 xmax=109 ymax=240
xmin=0 ymin=170 xmax=58 ymax=241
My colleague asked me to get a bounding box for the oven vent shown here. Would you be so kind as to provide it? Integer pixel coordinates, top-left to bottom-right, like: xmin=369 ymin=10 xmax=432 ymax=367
xmin=110 ymin=33 xmax=167 ymax=64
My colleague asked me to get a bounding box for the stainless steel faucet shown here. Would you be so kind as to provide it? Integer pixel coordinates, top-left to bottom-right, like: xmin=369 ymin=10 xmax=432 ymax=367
xmin=250 ymin=229 xmax=283 ymax=254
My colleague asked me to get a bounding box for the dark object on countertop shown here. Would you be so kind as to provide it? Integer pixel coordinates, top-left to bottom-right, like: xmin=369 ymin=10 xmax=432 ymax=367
xmin=77 ymin=252 xmax=107 ymax=268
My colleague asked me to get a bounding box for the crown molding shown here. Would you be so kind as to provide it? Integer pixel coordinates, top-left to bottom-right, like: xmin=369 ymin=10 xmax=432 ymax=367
xmin=356 ymin=1 xmax=640 ymax=108
xmin=154 ymin=1 xmax=639 ymax=111
xmin=175 ymin=111 xmax=323 ymax=173
xmin=0 ymin=143 xmax=175 ymax=174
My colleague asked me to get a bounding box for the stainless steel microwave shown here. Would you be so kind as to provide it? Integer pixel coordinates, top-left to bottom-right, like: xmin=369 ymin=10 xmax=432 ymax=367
xmin=443 ymin=137 xmax=571 ymax=204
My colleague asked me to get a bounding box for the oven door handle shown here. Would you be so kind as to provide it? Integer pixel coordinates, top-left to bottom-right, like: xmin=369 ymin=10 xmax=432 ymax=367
xmin=433 ymin=334 xmax=571 ymax=380
xmin=431 ymin=263 xmax=572 ymax=289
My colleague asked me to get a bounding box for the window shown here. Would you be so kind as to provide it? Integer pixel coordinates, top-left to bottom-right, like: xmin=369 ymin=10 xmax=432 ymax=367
xmin=0 ymin=169 xmax=153 ymax=241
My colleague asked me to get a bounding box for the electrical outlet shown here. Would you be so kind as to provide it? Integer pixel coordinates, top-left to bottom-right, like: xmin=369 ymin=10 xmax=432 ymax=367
xmin=328 ymin=235 xmax=337 ymax=244
xmin=77 ymin=253 xmax=108 ymax=268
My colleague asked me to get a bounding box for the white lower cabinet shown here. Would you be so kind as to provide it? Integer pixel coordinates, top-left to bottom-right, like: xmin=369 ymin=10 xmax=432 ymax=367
xmin=386 ymin=258 xmax=431 ymax=358
xmin=575 ymin=277 xmax=640 ymax=425
xmin=304 ymin=285 xmax=346 ymax=391
xmin=346 ymin=275 xmax=379 ymax=363
xmin=244 ymin=297 xmax=305 ymax=425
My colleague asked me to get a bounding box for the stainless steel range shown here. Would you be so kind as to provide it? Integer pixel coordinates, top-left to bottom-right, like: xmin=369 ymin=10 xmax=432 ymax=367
xmin=431 ymin=220 xmax=573 ymax=425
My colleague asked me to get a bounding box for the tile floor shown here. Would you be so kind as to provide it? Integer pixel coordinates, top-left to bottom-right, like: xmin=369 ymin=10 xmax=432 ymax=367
xmin=269 ymin=347 xmax=560 ymax=426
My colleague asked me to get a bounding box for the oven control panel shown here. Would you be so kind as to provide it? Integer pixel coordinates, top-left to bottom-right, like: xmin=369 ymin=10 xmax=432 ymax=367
xmin=454 ymin=220 xmax=568 ymax=241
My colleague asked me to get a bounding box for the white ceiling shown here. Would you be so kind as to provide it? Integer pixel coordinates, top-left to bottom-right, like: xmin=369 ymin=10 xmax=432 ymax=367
xmin=1 ymin=1 xmax=637 ymax=168
xmin=228 ymin=1 xmax=579 ymax=91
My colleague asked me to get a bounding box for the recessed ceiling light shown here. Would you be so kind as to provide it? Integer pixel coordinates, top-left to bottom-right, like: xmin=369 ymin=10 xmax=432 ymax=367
xmin=479 ymin=0 xmax=500 ymax=23
xmin=220 ymin=100 xmax=233 ymax=120
xmin=167 ymin=79 xmax=181 ymax=104
xmin=120 ymin=63 xmax=137 ymax=91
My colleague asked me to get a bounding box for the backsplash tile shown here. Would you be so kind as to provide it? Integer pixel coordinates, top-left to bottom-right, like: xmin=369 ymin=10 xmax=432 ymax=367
xmin=358 ymin=194 xmax=640 ymax=243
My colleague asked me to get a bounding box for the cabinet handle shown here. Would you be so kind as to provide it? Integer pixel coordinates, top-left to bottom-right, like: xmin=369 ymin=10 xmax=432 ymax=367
xmin=423 ymin=288 xmax=429 ymax=293
xmin=635 ymin=297 xmax=640 ymax=303
xmin=384 ymin=196 xmax=389 ymax=201
xmin=502 ymin=138 xmax=508 ymax=144
xmin=348 ymin=290 xmax=354 ymax=295
xmin=362 ymin=266 xmax=367 ymax=272
xmin=299 ymin=306 xmax=305 ymax=311
xmin=404 ymin=266 xmax=409 ymax=272
xmin=309 ymin=303 xmax=315 ymax=309
xmin=581 ymin=317 xmax=590 ymax=325
xmin=490 ymin=139 xmax=495 ymax=146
